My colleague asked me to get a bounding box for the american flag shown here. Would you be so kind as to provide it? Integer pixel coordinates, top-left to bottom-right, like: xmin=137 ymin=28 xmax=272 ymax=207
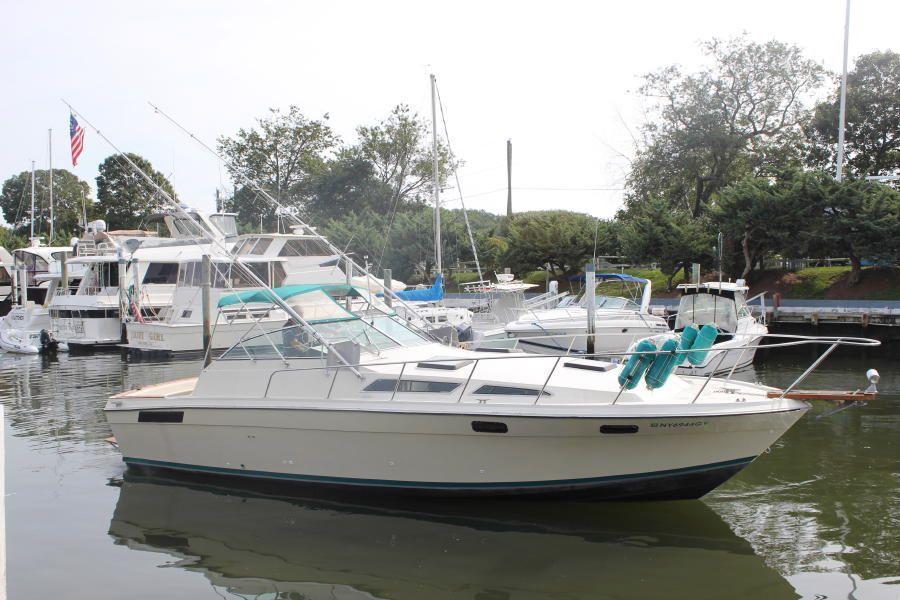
xmin=69 ymin=113 xmax=85 ymax=166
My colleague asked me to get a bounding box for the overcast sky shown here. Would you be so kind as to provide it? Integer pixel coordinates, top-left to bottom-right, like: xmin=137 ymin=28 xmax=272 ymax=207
xmin=2 ymin=0 xmax=897 ymax=223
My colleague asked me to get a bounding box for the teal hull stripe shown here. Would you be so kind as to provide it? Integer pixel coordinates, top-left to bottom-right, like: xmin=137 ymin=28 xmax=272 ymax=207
xmin=123 ymin=456 xmax=756 ymax=490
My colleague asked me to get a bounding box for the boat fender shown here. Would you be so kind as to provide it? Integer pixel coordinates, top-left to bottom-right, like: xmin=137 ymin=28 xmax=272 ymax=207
xmin=617 ymin=338 xmax=657 ymax=390
xmin=645 ymin=338 xmax=680 ymax=389
xmin=687 ymin=324 xmax=719 ymax=365
xmin=677 ymin=324 xmax=699 ymax=365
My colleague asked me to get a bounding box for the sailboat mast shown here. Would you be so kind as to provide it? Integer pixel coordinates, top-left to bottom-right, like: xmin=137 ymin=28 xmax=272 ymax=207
xmin=48 ymin=129 xmax=54 ymax=242
xmin=30 ymin=161 xmax=35 ymax=239
xmin=430 ymin=74 xmax=442 ymax=275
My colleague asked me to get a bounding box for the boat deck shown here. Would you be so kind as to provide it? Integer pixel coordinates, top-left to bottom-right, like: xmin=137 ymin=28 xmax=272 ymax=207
xmin=111 ymin=377 xmax=197 ymax=399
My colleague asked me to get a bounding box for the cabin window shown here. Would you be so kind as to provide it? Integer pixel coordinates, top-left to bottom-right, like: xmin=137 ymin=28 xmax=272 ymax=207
xmin=143 ymin=263 xmax=179 ymax=285
xmin=271 ymin=262 xmax=287 ymax=287
xmin=364 ymin=379 xmax=460 ymax=393
xmin=473 ymin=385 xmax=550 ymax=396
xmin=279 ymin=238 xmax=331 ymax=257
xmin=248 ymin=238 xmax=272 ymax=255
xmin=209 ymin=214 xmax=238 ymax=237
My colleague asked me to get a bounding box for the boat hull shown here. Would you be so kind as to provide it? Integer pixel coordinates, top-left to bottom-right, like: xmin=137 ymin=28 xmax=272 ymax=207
xmin=107 ymin=406 xmax=806 ymax=500
xmin=125 ymin=318 xmax=289 ymax=354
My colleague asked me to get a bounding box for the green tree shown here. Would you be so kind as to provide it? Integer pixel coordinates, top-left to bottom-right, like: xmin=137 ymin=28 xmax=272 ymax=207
xmin=713 ymin=173 xmax=816 ymax=280
xmin=503 ymin=211 xmax=598 ymax=278
xmin=0 ymin=169 xmax=91 ymax=240
xmin=626 ymin=35 xmax=825 ymax=217
xmin=810 ymin=177 xmax=900 ymax=285
xmin=620 ymin=198 xmax=714 ymax=289
xmin=354 ymin=104 xmax=452 ymax=209
xmin=806 ymin=50 xmax=900 ymax=178
xmin=304 ymin=153 xmax=394 ymax=222
xmin=219 ymin=107 xmax=338 ymax=230
xmin=95 ymin=153 xmax=176 ymax=230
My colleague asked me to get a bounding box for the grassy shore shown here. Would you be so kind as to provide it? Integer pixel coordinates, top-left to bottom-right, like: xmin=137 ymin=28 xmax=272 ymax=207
xmin=450 ymin=267 xmax=900 ymax=300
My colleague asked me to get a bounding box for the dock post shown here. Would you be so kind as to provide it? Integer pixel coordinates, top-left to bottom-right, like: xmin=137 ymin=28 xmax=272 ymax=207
xmin=59 ymin=251 xmax=68 ymax=301
xmin=117 ymin=253 xmax=128 ymax=343
xmin=17 ymin=267 xmax=27 ymax=306
xmin=383 ymin=269 xmax=392 ymax=309
xmin=201 ymin=255 xmax=212 ymax=367
xmin=585 ymin=263 xmax=596 ymax=356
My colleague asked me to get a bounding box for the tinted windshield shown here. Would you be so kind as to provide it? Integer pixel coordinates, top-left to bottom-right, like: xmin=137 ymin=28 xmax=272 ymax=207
xmin=675 ymin=293 xmax=738 ymax=332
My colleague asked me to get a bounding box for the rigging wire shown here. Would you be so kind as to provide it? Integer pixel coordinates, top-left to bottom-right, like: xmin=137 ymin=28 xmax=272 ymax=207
xmin=434 ymin=79 xmax=482 ymax=282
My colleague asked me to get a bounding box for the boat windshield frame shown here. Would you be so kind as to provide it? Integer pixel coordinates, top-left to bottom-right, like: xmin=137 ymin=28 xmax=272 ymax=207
xmin=674 ymin=289 xmax=741 ymax=332
xmin=218 ymin=313 xmax=430 ymax=361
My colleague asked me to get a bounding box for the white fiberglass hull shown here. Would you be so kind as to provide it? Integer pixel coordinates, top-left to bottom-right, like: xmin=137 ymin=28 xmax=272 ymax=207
xmin=504 ymin=319 xmax=669 ymax=355
xmin=126 ymin=318 xmax=289 ymax=354
xmin=676 ymin=327 xmax=768 ymax=377
xmin=106 ymin=400 xmax=806 ymax=499
xmin=0 ymin=306 xmax=65 ymax=354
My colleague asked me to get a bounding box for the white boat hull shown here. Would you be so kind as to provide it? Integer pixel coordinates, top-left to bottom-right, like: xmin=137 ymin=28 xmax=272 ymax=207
xmin=504 ymin=320 xmax=669 ymax=355
xmin=107 ymin=402 xmax=806 ymax=499
xmin=125 ymin=318 xmax=289 ymax=354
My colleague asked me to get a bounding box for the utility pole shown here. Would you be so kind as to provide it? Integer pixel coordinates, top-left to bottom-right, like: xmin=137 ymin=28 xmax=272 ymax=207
xmin=506 ymin=139 xmax=513 ymax=218
xmin=48 ymin=129 xmax=54 ymax=242
xmin=836 ymin=0 xmax=851 ymax=182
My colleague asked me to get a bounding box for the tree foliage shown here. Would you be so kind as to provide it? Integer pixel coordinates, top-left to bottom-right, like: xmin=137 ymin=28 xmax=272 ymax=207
xmin=353 ymin=104 xmax=452 ymax=207
xmin=806 ymin=50 xmax=900 ymax=177
xmin=626 ymin=35 xmax=825 ymax=217
xmin=0 ymin=169 xmax=91 ymax=240
xmin=95 ymin=153 xmax=176 ymax=230
xmin=503 ymin=211 xmax=600 ymax=277
xmin=713 ymin=173 xmax=817 ymax=279
xmin=620 ymin=198 xmax=714 ymax=289
xmin=219 ymin=107 xmax=339 ymax=230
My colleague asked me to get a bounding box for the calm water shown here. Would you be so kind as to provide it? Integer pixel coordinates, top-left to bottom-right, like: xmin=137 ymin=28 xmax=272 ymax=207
xmin=1 ymin=346 xmax=898 ymax=599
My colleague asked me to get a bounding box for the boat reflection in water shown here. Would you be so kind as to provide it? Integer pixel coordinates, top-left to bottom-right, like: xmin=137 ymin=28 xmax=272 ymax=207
xmin=108 ymin=473 xmax=797 ymax=600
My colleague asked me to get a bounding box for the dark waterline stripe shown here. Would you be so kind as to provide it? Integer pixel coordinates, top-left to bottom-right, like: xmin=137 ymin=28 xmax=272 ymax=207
xmin=123 ymin=456 xmax=757 ymax=490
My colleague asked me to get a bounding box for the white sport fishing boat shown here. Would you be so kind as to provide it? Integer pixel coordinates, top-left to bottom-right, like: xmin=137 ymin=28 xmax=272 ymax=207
xmin=104 ymin=284 xmax=879 ymax=500
xmin=673 ymin=280 xmax=768 ymax=376
xmin=394 ymin=275 xmax=474 ymax=342
xmin=490 ymin=273 xmax=669 ymax=354
xmin=124 ymin=228 xmax=358 ymax=354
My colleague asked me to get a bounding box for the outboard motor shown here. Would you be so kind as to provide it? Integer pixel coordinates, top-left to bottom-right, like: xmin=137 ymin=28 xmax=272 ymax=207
xmin=39 ymin=329 xmax=60 ymax=354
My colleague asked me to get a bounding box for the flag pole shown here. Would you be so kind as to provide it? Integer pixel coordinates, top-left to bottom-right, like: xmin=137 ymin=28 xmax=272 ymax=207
xmin=835 ymin=0 xmax=851 ymax=182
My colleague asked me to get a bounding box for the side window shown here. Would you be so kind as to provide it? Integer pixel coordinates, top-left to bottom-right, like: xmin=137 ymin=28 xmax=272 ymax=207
xmin=143 ymin=263 xmax=180 ymax=285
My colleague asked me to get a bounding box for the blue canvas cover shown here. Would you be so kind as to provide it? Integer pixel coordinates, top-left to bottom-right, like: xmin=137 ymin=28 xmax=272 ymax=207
xmin=394 ymin=274 xmax=444 ymax=303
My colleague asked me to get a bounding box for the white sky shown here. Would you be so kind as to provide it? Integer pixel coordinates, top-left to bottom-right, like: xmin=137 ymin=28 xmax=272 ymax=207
xmin=2 ymin=0 xmax=897 ymax=222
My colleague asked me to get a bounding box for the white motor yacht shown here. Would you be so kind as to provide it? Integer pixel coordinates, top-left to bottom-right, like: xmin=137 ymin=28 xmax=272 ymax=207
xmin=0 ymin=243 xmax=86 ymax=354
xmin=104 ymin=284 xmax=876 ymax=500
xmin=673 ymin=280 xmax=769 ymax=376
xmin=491 ymin=273 xmax=669 ymax=354
xmin=49 ymin=209 xmax=238 ymax=350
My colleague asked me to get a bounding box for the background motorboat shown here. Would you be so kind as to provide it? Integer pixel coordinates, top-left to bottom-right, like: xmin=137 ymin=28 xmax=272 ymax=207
xmin=673 ymin=280 xmax=769 ymax=376
xmin=492 ymin=273 xmax=669 ymax=354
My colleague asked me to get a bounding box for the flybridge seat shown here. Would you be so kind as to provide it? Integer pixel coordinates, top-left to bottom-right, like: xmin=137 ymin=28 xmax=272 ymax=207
xmin=394 ymin=275 xmax=444 ymax=303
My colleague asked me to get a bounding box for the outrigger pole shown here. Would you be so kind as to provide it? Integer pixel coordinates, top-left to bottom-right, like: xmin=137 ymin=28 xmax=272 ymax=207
xmin=145 ymin=101 xmax=436 ymax=334
xmin=61 ymin=100 xmax=362 ymax=375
